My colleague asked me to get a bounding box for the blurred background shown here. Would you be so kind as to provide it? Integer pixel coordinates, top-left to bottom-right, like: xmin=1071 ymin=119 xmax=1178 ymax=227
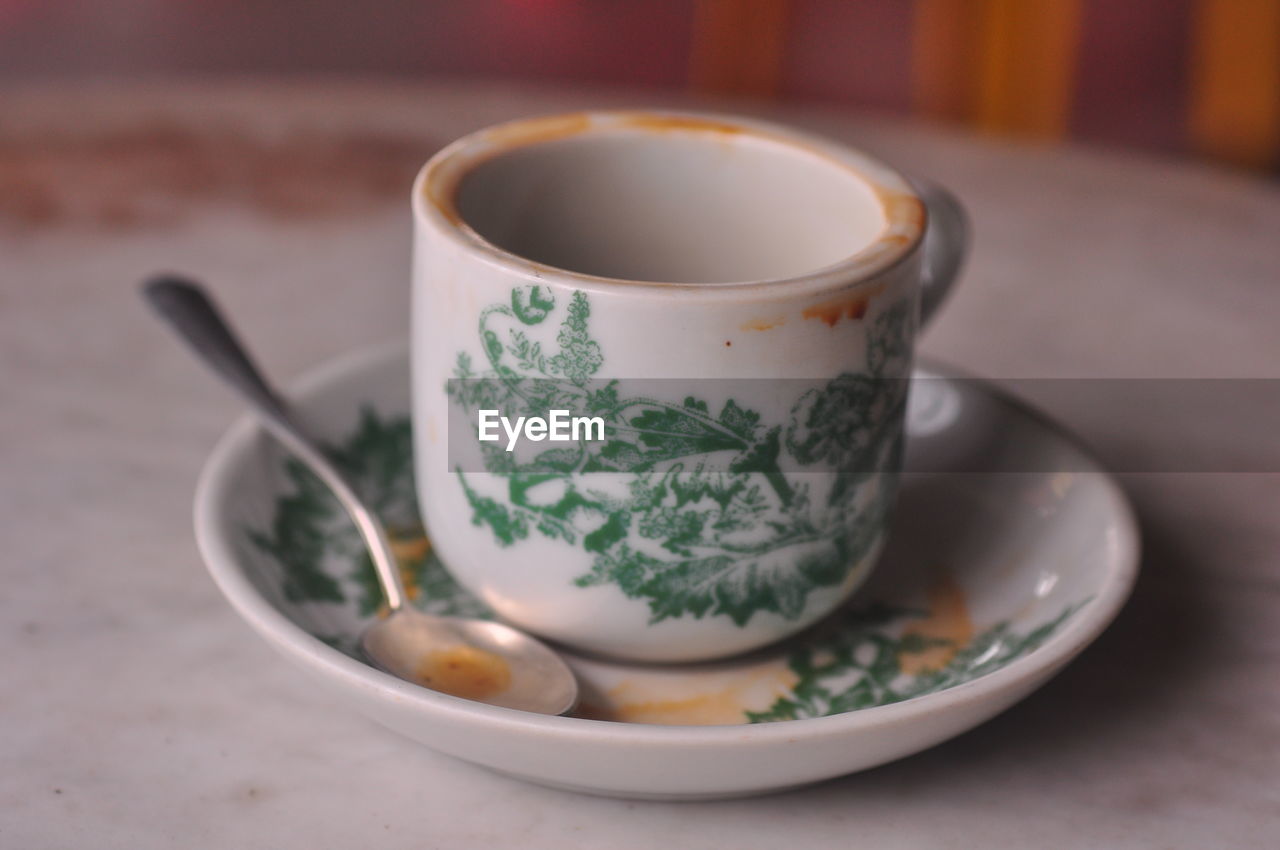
xmin=0 ymin=0 xmax=1276 ymax=171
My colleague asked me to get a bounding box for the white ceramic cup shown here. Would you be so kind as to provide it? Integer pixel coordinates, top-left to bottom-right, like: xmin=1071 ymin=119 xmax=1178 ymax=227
xmin=412 ymin=111 xmax=967 ymax=662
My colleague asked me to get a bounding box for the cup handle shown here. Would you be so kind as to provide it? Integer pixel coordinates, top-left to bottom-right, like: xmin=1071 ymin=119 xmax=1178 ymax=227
xmin=914 ymin=178 xmax=970 ymax=329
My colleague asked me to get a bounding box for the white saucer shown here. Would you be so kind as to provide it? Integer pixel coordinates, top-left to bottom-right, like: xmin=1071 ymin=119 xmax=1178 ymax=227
xmin=194 ymin=342 xmax=1138 ymax=799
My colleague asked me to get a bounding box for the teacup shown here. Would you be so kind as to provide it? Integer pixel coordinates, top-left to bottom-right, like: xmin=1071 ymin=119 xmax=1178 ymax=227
xmin=411 ymin=111 xmax=967 ymax=662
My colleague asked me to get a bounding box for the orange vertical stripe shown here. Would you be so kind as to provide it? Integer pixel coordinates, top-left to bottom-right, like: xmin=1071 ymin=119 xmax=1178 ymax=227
xmin=1190 ymin=0 xmax=1280 ymax=170
xmin=690 ymin=0 xmax=791 ymax=97
xmin=913 ymin=0 xmax=980 ymax=122
xmin=913 ymin=0 xmax=1083 ymax=139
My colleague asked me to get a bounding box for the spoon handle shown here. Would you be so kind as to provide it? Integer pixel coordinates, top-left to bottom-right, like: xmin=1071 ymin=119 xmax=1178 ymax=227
xmin=143 ymin=275 xmax=408 ymax=612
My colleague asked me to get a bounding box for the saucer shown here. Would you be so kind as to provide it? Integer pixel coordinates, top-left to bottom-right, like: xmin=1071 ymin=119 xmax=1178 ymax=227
xmin=194 ymin=342 xmax=1138 ymax=799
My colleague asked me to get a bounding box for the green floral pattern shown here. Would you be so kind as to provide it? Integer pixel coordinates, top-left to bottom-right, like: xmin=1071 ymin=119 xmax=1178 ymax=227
xmin=248 ymin=408 xmax=491 ymax=621
xmin=446 ymin=286 xmax=913 ymax=626
xmin=746 ymin=603 xmax=1082 ymax=722
xmin=246 ymin=408 xmax=1084 ymax=724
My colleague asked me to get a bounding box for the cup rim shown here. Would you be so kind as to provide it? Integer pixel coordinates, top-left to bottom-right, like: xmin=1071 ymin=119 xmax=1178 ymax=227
xmin=411 ymin=110 xmax=925 ymax=301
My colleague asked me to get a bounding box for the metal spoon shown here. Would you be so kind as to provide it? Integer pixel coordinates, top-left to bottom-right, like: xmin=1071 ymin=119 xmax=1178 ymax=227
xmin=144 ymin=276 xmax=578 ymax=716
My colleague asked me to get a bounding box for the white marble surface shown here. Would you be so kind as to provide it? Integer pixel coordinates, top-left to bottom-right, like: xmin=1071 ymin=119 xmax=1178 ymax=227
xmin=2 ymin=80 xmax=1278 ymax=848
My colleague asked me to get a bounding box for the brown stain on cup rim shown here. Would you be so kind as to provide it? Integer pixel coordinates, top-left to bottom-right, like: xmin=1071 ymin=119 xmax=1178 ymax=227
xmin=427 ymin=112 xmax=743 ymax=229
xmin=877 ymin=189 xmax=926 ymax=233
xmin=741 ymin=315 xmax=788 ymax=331
xmin=801 ymin=283 xmax=887 ymax=327
xmin=427 ymin=113 xmax=591 ymax=228
xmin=477 ymin=111 xmax=744 ymax=149
xmin=615 ymin=113 xmax=745 ymax=136
xmin=480 ymin=112 xmax=593 ymax=149
xmin=419 ymin=111 xmax=926 ymax=293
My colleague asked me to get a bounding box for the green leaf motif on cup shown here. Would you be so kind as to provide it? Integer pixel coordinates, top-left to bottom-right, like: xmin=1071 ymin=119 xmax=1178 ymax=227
xmin=446 ymin=286 xmax=917 ymax=627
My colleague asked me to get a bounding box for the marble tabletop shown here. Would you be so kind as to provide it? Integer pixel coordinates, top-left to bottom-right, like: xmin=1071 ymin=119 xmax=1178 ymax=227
xmin=2 ymin=80 xmax=1277 ymax=848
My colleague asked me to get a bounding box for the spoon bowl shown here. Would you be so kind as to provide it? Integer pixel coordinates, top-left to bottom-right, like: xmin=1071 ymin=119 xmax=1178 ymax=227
xmin=363 ymin=610 xmax=578 ymax=714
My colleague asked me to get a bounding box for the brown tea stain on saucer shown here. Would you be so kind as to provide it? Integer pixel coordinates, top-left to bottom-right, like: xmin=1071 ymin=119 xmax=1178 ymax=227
xmin=416 ymin=645 xmax=512 ymax=701
xmin=372 ymin=531 xmax=431 ymax=613
xmin=801 ymin=283 xmax=886 ymax=327
xmin=389 ymin=532 xmax=431 ymax=565
xmin=603 ymin=692 xmax=744 ymax=726
xmin=741 ymin=315 xmax=787 ymax=331
xmin=898 ymin=573 xmax=974 ymax=675
xmin=586 ymin=666 xmax=797 ymax=725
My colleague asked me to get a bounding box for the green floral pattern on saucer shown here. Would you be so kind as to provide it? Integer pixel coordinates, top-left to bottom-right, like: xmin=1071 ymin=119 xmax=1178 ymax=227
xmin=247 ymin=408 xmax=1082 ymax=726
